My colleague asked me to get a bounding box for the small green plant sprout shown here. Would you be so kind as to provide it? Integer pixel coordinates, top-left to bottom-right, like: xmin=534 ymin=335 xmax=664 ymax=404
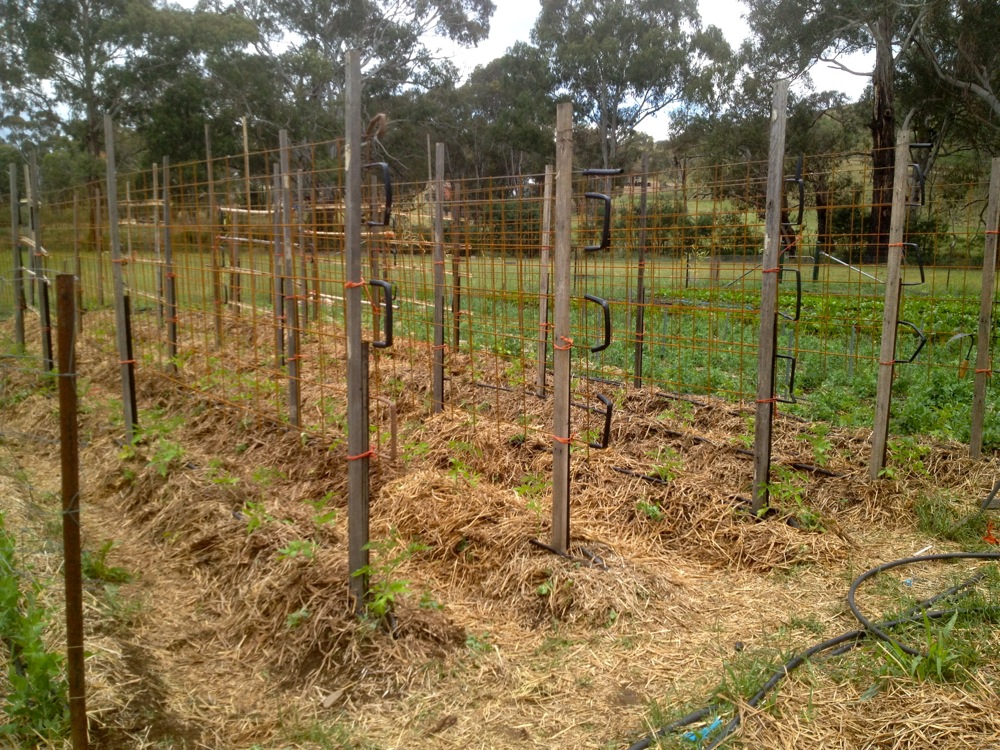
xmin=243 ymin=501 xmax=274 ymax=534
xmin=797 ymin=423 xmax=832 ymax=467
xmin=251 ymin=466 xmax=286 ymax=487
xmin=736 ymin=415 xmax=755 ymax=449
xmin=645 ymin=446 xmax=682 ymax=482
xmin=285 ymin=606 xmax=310 ymax=630
xmin=277 ymin=540 xmax=318 ymax=562
xmin=514 ymin=473 xmax=548 ymax=500
xmin=150 ymin=439 xmax=184 ymax=478
xmin=82 ymin=541 xmax=132 ymax=584
xmin=882 ymin=437 xmax=930 ymax=480
xmin=206 ymin=458 xmax=239 ymax=486
xmin=765 ymin=466 xmax=824 ymax=530
xmin=465 ymin=631 xmax=492 ymax=654
xmin=636 ymin=499 xmax=665 ymax=522
xmin=419 ymin=591 xmax=443 ymax=611
xmin=306 ymin=493 xmax=338 ymax=529
xmin=353 ymin=529 xmax=429 ymax=622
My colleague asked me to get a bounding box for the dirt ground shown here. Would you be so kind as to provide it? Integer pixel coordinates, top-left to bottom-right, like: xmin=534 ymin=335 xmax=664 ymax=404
xmin=2 ymin=315 xmax=1000 ymax=749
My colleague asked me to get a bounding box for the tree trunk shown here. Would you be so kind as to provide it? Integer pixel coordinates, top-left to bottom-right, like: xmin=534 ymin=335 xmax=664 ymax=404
xmin=865 ymin=13 xmax=896 ymax=263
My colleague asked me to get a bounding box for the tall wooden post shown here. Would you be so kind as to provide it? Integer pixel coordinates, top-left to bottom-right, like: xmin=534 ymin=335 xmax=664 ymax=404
xmin=57 ymin=274 xmax=88 ymax=750
xmin=432 ymin=143 xmax=446 ymax=412
xmin=551 ymin=104 xmax=574 ymax=552
xmin=345 ymin=50 xmax=370 ymax=613
xmin=9 ymin=164 xmax=25 ymax=349
xmin=296 ymin=169 xmax=309 ymax=327
xmin=29 ymin=152 xmax=50 ymax=367
xmin=536 ymin=165 xmax=554 ymax=397
xmin=206 ymin=124 xmax=223 ymax=349
xmin=152 ymin=162 xmax=163 ymax=328
xmin=869 ymin=132 xmax=912 ymax=479
xmin=280 ymin=130 xmax=301 ymax=427
xmin=104 ymin=115 xmax=139 ymax=442
xmin=633 ymin=153 xmax=649 ymax=387
xmin=751 ymin=81 xmax=789 ymax=515
xmin=162 ymin=157 xmax=178 ymax=368
xmin=452 ymin=181 xmax=463 ymax=350
xmin=271 ymin=164 xmax=285 ymax=367
xmin=970 ymin=157 xmax=1000 ymax=458
xmin=73 ymin=191 xmax=83 ymax=333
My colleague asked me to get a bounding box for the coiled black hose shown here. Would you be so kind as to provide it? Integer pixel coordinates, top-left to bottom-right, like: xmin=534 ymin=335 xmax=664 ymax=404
xmin=626 ymin=551 xmax=1000 ymax=750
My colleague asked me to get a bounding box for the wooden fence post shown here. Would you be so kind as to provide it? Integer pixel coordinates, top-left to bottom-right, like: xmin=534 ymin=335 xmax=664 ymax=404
xmin=345 ymin=49 xmax=370 ymax=613
xmin=751 ymin=81 xmax=789 ymax=515
xmin=551 ymin=103 xmax=574 ymax=552
xmin=206 ymin=124 xmax=223 ymax=349
xmin=9 ymin=164 xmax=25 ymax=349
xmin=869 ymin=132 xmax=912 ymax=479
xmin=57 ymin=274 xmax=88 ymax=750
xmin=633 ymin=153 xmax=649 ymax=387
xmin=104 ymin=115 xmax=139 ymax=442
xmin=73 ymin=191 xmax=83 ymax=333
xmin=271 ymin=163 xmax=285 ymax=368
xmin=280 ymin=129 xmax=301 ymax=427
xmin=536 ymin=165 xmax=554 ymax=397
xmin=162 ymin=157 xmax=178 ymax=369
xmin=970 ymin=156 xmax=1000 ymax=458
xmin=432 ymin=142 xmax=446 ymax=412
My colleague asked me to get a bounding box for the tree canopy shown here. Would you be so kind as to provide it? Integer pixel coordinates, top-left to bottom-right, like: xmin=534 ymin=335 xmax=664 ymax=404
xmin=532 ymin=0 xmax=732 ymax=168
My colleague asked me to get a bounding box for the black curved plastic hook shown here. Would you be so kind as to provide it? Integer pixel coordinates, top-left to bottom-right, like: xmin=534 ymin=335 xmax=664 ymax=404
xmin=894 ymin=320 xmax=926 ymax=364
xmin=777 ymin=267 xmax=802 ymax=322
xmin=899 ymin=242 xmax=925 ymax=286
xmin=583 ymin=294 xmax=611 ymax=352
xmin=368 ymin=279 xmax=393 ymax=348
xmin=363 ymin=162 xmax=393 ymax=227
xmin=775 ymin=354 xmax=797 ymax=404
xmin=583 ymin=192 xmax=613 ymax=251
xmin=589 ymin=393 xmax=613 ymax=450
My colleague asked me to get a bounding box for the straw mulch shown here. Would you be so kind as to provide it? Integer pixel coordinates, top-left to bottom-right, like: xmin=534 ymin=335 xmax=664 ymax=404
xmin=2 ymin=312 xmax=999 ymax=749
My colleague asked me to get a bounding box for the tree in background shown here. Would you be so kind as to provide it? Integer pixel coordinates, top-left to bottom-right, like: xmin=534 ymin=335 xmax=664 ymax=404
xmin=742 ymin=0 xmax=925 ymax=260
xmin=222 ymin=0 xmax=496 ymax=143
xmin=532 ymin=0 xmax=732 ymax=168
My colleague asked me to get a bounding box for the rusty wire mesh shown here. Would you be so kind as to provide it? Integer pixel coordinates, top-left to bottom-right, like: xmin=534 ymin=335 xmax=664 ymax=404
xmin=3 ymin=142 xmax=998 ymax=450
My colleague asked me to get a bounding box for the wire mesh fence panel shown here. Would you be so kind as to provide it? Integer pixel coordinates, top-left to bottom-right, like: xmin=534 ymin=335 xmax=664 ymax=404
xmin=5 ymin=139 xmax=999 ymax=451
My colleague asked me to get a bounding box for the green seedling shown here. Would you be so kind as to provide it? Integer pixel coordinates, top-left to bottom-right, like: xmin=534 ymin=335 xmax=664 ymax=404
xmin=277 ymin=539 xmax=318 ymax=562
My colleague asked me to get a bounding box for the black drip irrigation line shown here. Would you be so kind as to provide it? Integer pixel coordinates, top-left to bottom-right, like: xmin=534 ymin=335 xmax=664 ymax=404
xmin=528 ymin=538 xmax=609 ymax=570
xmin=625 ymin=551 xmax=1000 ymax=750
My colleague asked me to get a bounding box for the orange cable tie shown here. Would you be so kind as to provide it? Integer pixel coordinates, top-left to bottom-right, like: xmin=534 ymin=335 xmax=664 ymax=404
xmin=119 ymin=359 xmax=136 ymax=365
xmin=761 ymin=267 xmax=780 ymax=274
xmin=887 ymin=242 xmax=906 ymax=247
xmin=432 ymin=344 xmax=448 ymax=351
xmin=551 ymin=433 xmax=575 ymax=445
xmin=344 ymin=279 xmax=365 ymax=288
xmin=975 ymin=368 xmax=992 ymax=376
xmin=346 ymin=449 xmax=376 ymax=461
xmin=554 ymin=336 xmax=574 ymax=351
xmin=879 ymin=360 xmax=896 ymax=366
xmin=756 ymin=396 xmax=779 ymax=404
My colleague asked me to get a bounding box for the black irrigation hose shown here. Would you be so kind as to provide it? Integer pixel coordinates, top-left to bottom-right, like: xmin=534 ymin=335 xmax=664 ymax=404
xmin=847 ymin=552 xmax=1000 ymax=657
xmin=626 ymin=552 xmax=1000 ymax=750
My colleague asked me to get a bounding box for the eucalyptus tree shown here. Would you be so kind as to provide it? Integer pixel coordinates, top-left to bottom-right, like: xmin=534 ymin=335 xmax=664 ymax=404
xmin=531 ymin=0 xmax=732 ymax=168
xmin=221 ymin=0 xmax=496 ymax=143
